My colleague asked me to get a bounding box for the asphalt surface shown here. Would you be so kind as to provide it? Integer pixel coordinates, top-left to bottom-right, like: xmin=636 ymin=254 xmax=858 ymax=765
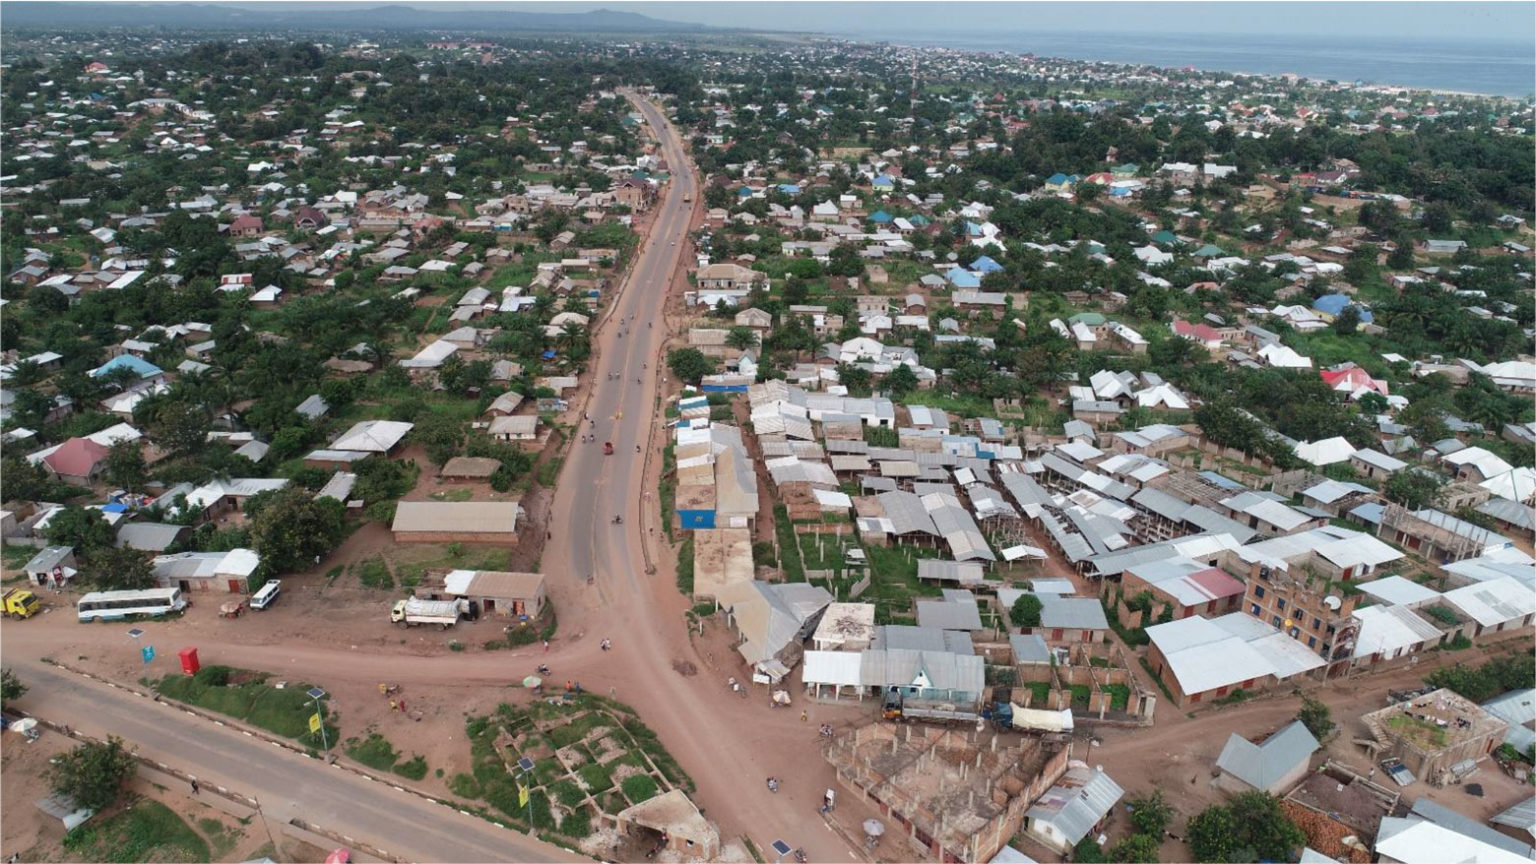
xmin=13 ymin=660 xmax=582 ymax=863
xmin=565 ymin=94 xmax=696 ymax=592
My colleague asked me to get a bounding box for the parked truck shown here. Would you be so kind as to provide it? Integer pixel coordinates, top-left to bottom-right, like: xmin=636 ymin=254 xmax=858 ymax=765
xmin=881 ymin=692 xmax=980 ymax=725
xmin=2 ymin=588 xmax=41 ymax=620
xmin=390 ymin=597 xmax=469 ymax=629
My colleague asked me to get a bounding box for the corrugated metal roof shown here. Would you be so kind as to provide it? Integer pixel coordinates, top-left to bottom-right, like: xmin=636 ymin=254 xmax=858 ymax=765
xmin=1025 ymin=764 xmax=1124 ymax=846
xmin=1215 ymin=720 xmax=1318 ymax=791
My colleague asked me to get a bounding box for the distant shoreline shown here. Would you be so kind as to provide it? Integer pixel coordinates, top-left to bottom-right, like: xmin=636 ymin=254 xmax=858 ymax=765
xmin=810 ymin=29 xmax=1533 ymax=101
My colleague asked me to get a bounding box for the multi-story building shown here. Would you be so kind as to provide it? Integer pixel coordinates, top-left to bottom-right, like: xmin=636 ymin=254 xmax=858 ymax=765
xmin=1243 ymin=565 xmax=1361 ymax=671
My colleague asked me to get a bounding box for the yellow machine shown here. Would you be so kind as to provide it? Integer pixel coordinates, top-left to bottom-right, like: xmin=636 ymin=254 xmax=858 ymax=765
xmin=2 ymin=588 xmax=41 ymax=619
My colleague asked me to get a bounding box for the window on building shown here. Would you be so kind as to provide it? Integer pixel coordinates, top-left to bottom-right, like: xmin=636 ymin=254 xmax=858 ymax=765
xmin=1250 ymin=603 xmax=1261 ymax=616
xmin=1272 ymin=616 xmax=1282 ymax=628
xmin=1253 ymin=585 xmax=1266 ymax=599
xmin=1277 ymin=598 xmax=1286 ymax=612
xmin=1312 ymin=617 xmax=1321 ymax=631
xmin=1307 ymin=636 xmax=1317 ymax=648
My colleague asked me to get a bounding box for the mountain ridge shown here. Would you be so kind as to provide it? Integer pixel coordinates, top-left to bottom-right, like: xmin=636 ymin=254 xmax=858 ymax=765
xmin=2 ymin=3 xmax=712 ymax=33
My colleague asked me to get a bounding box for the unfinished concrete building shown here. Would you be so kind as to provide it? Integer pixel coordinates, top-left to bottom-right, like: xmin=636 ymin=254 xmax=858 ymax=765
xmin=824 ymin=723 xmax=1070 ymax=863
xmin=1014 ymin=643 xmax=1157 ymax=725
xmin=1361 ymin=688 xmax=1508 ymax=786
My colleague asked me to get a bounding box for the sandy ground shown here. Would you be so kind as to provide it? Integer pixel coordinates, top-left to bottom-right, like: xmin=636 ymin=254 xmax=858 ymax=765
xmin=0 ymin=727 xmax=322 ymax=863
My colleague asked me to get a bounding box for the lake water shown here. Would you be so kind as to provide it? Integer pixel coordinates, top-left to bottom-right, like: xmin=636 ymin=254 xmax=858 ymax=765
xmin=843 ymin=29 xmax=1535 ymax=98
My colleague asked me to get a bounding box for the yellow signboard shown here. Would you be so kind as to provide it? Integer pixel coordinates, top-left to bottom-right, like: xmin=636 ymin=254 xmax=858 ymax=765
xmin=309 ymin=713 xmax=323 ymax=734
xmin=518 ymin=784 xmax=530 ymax=808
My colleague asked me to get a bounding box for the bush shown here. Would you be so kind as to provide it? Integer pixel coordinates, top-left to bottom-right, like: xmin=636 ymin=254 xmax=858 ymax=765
xmin=449 ymin=773 xmax=481 ymax=799
xmin=1427 ymin=651 xmax=1535 ymax=702
xmin=393 ymin=755 xmax=428 ymax=781
xmin=550 ymin=779 xmax=586 ymax=807
xmin=620 ymin=773 xmax=659 ymax=803
xmin=193 ymin=665 xmax=233 ymax=687
xmin=346 ymin=732 xmax=400 ymax=772
xmin=576 ymin=763 xmax=612 ymax=794
xmin=557 ymin=805 xmax=592 ymax=838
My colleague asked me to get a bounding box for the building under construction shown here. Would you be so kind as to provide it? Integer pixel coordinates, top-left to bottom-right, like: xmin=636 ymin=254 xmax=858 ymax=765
xmin=1361 ymin=688 xmax=1508 ymax=786
xmin=823 ymin=723 xmax=1070 ymax=863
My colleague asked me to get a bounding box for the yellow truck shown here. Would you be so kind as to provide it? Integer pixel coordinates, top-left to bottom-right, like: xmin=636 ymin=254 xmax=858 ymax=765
xmin=2 ymin=588 xmax=41 ymax=620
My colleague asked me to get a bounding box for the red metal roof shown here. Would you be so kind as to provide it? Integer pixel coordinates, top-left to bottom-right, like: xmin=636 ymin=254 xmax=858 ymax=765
xmin=43 ymin=437 xmax=110 ymax=477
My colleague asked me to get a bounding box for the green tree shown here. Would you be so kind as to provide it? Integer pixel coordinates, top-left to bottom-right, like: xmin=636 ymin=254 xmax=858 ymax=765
xmin=1077 ymin=181 xmax=1104 ymax=202
xmin=151 ymin=401 xmax=212 ymax=457
xmin=413 ymin=415 xmax=465 ymax=467
xmin=1073 ymin=836 xmax=1108 ymax=864
xmin=1383 ymin=470 xmax=1444 ymax=510
xmin=1 ymin=668 xmax=26 ymax=707
xmin=102 ymin=441 xmax=148 ymax=493
xmin=1330 ymin=305 xmax=1360 ymax=335
xmin=666 ymin=348 xmax=714 ymax=384
xmin=885 ymin=363 xmax=919 ymax=398
xmin=246 ymin=488 xmax=345 ymax=573
xmin=48 ymin=736 xmax=138 ymax=812
xmin=80 ymin=546 xmax=158 ymax=592
xmin=44 ymin=505 xmax=116 ymax=552
xmin=1010 ymin=594 xmax=1043 ymax=629
xmin=1109 ymin=832 xmax=1162 ymax=863
xmin=1189 ymin=792 xmax=1304 ymax=863
xmin=837 ymin=363 xmax=873 ymax=395
xmin=725 ymin=326 xmax=760 ymax=352
xmin=1298 ymin=695 xmax=1335 ymax=741
xmin=1386 ymin=241 xmax=1414 ymax=270
xmin=1187 ymin=803 xmax=1239 ymax=862
xmin=1127 ymin=789 xmax=1173 ymax=837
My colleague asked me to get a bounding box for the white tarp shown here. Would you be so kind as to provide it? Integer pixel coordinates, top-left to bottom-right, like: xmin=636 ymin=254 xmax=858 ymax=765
xmin=1009 ymin=705 xmax=1074 ymax=733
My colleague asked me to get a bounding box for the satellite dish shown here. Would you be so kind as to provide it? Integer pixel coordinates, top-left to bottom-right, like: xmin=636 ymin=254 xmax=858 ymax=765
xmin=1323 ymin=596 xmax=1342 ymax=610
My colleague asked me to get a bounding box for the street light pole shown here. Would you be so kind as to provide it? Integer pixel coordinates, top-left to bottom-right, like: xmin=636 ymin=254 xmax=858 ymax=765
xmin=306 ymin=687 xmax=329 ymax=752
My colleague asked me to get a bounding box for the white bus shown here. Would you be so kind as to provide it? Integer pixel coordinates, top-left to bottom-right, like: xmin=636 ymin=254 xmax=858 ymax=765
xmin=250 ymin=579 xmax=281 ymax=610
xmin=77 ymin=588 xmax=187 ymax=622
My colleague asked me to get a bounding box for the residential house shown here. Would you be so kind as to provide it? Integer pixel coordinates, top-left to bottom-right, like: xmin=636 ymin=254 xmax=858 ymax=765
xmin=1215 ymin=720 xmax=1319 ymax=795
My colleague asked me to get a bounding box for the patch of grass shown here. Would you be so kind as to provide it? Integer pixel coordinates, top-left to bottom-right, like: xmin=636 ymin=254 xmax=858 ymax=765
xmin=676 ymin=535 xmax=694 ymax=596
xmin=64 ymin=798 xmax=212 ymax=863
xmin=550 ymin=779 xmax=586 ymax=807
xmin=357 ymin=557 xmax=394 ymax=590
xmin=557 ymin=804 xmax=592 ymax=838
xmin=449 ymin=772 xmax=482 ymax=799
xmin=153 ymin=670 xmax=336 ymax=748
xmin=1213 ymin=688 xmax=1252 ymax=706
xmin=537 ymin=456 xmax=563 ymax=488
xmin=620 ymin=773 xmax=659 ymax=802
xmin=393 ymin=754 xmax=429 ymax=781
xmin=346 ymin=732 xmax=400 ymax=772
xmin=1103 ymin=683 xmax=1131 ymax=713
xmin=430 ymin=488 xmax=474 ymax=502
xmin=1138 ymin=657 xmax=1176 ymax=702
xmin=772 ymin=505 xmax=805 ymax=581
xmin=861 ymin=543 xmax=945 ymax=625
xmin=1022 ymin=681 xmax=1052 ymax=705
xmin=1069 ymin=684 xmax=1091 ymax=707
xmin=576 ymin=762 xmax=613 ymax=795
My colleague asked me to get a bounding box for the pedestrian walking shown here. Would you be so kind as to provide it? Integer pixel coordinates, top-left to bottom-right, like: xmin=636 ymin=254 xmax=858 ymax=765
xmin=190 ymin=779 xmax=199 ymax=795
xmin=800 ymin=710 xmax=808 ymax=723
xmin=543 ymin=640 xmax=550 ymax=652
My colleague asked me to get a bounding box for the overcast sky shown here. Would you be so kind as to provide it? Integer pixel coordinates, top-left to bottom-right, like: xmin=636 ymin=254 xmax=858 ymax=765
xmin=476 ymin=2 xmax=1533 ymax=41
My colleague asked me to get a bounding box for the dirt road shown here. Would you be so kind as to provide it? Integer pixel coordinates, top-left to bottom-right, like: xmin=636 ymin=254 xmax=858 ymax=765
xmin=536 ymin=91 xmax=864 ymax=862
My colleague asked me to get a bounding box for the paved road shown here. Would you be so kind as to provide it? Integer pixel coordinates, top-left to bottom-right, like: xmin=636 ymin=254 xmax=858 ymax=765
xmin=565 ymin=93 xmax=696 ymax=590
xmin=12 ymin=650 xmax=582 ymax=862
